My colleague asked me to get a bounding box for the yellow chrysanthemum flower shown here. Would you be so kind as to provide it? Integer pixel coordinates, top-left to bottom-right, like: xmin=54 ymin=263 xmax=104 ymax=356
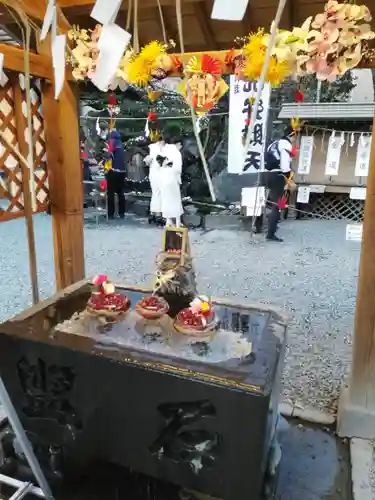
xmin=139 ymin=41 xmax=165 ymax=62
xmin=243 ymin=28 xmax=266 ymax=56
xmin=266 ymin=57 xmax=291 ymax=87
xmin=243 ymin=54 xmax=264 ymax=81
xmin=127 ymin=56 xmax=154 ymax=87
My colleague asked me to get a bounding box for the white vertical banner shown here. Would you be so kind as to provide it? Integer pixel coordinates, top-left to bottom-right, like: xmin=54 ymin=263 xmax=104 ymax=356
xmin=297 ymin=136 xmax=314 ymax=175
xmin=228 ymin=77 xmax=271 ymax=174
xmin=325 ymin=132 xmax=344 ymax=176
xmin=354 ymin=134 xmax=371 ymax=177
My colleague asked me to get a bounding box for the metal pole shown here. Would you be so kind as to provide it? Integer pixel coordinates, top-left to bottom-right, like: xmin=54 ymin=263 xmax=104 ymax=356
xmin=0 ymin=378 xmax=54 ymax=499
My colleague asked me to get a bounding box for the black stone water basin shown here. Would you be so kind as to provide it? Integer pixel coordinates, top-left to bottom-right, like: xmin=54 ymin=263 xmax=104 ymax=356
xmin=0 ymin=282 xmax=288 ymax=500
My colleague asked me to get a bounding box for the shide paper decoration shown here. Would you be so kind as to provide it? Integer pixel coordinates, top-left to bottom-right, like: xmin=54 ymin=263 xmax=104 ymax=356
xmin=211 ymin=0 xmax=250 ymax=21
xmin=91 ymin=24 xmax=131 ymax=92
xmin=325 ymin=131 xmax=345 ymax=175
xmin=90 ymin=0 xmax=123 ymax=25
xmin=354 ymin=134 xmax=371 ymax=176
xmin=40 ymin=0 xmax=66 ymax=99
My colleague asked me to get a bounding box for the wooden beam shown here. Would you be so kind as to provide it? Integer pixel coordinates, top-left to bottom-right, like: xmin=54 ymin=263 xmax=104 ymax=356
xmin=193 ymin=2 xmax=219 ymax=50
xmin=337 ymin=112 xmax=375 ymax=438
xmin=15 ymin=0 xmax=71 ymax=30
xmin=1 ymin=43 xmax=53 ymax=78
xmin=57 ymin=0 xmax=203 ymax=8
xmin=0 ymin=43 xmax=75 ymax=81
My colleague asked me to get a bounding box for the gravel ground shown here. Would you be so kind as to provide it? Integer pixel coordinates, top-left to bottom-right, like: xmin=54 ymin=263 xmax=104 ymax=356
xmin=0 ymin=213 xmax=361 ymax=414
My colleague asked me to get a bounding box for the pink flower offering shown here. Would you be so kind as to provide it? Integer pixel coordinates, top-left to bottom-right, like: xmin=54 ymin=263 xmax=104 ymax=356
xmin=92 ymin=275 xmax=108 ymax=286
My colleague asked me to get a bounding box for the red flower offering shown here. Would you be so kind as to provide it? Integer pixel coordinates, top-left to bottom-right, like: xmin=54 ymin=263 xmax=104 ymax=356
xmin=174 ymin=307 xmax=216 ymax=337
xmin=135 ymin=295 xmax=169 ymax=320
xmin=87 ymin=276 xmax=130 ymax=319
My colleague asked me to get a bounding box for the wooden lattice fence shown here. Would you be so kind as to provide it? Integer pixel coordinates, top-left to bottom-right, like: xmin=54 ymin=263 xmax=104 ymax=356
xmin=0 ymin=71 xmax=49 ymax=222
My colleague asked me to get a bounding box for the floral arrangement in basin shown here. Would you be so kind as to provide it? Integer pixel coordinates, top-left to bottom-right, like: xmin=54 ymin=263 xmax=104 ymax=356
xmin=228 ymin=0 xmax=374 ymax=85
xmin=177 ymin=54 xmax=229 ymax=114
xmin=174 ymin=296 xmax=217 ymax=336
xmin=87 ymin=275 xmax=131 ymax=319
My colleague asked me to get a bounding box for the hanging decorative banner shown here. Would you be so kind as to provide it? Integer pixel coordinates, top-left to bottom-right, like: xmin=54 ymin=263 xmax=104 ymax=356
xmin=40 ymin=0 xmax=55 ymax=40
xmin=241 ymin=187 xmax=266 ymax=216
xmin=297 ymin=186 xmax=311 ymax=204
xmin=346 ymin=224 xmax=363 ymax=242
xmin=228 ymin=77 xmax=270 ymax=174
xmin=297 ymin=136 xmax=314 ymax=175
xmin=350 ymin=187 xmax=367 ymax=200
xmin=325 ymin=132 xmax=344 ymax=176
xmin=354 ymin=135 xmax=371 ymax=177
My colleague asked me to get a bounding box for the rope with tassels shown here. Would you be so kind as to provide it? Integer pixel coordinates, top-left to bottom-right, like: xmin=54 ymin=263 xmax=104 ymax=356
xmin=175 ymin=0 xmax=217 ymax=202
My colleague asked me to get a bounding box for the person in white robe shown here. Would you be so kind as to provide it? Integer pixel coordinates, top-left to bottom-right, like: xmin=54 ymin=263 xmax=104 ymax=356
xmin=145 ymin=141 xmax=163 ymax=216
xmin=158 ymin=140 xmax=183 ymax=227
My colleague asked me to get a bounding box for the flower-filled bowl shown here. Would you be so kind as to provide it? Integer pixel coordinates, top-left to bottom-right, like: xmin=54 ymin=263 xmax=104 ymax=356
xmin=135 ymin=295 xmax=169 ymax=320
xmin=174 ymin=308 xmax=217 ymax=337
xmin=86 ymin=275 xmax=131 ymax=319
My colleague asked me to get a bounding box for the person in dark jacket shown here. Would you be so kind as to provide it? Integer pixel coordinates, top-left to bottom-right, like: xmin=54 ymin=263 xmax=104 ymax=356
xmin=263 ymin=125 xmax=296 ymax=242
xmin=105 ymin=130 xmax=126 ymax=219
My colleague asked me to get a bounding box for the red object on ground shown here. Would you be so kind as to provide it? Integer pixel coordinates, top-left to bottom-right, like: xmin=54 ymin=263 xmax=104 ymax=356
xmin=294 ymin=90 xmax=305 ymax=103
xmin=278 ymin=197 xmax=287 ymax=209
xmin=99 ymin=179 xmax=107 ymax=191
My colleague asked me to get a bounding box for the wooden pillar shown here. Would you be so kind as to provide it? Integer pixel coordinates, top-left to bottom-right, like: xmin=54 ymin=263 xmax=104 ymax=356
xmin=337 ymin=113 xmax=375 ymax=438
xmin=41 ymin=80 xmax=85 ymax=290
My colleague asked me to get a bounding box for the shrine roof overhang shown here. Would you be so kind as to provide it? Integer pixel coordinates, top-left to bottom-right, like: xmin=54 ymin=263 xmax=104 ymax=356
xmin=5 ymin=0 xmax=375 ymax=52
xmin=279 ymin=102 xmax=375 ymax=120
xmin=2 ymin=0 xmax=375 ymax=80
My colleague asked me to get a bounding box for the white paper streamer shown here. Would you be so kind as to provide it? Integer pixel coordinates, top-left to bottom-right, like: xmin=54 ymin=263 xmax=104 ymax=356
xmin=91 ymin=24 xmax=131 ymax=92
xmin=354 ymin=134 xmax=371 ymax=177
xmin=350 ymin=132 xmax=355 ymax=147
xmin=325 ymin=131 xmax=343 ymax=176
xmin=91 ymin=0 xmax=123 ymax=25
xmin=40 ymin=0 xmax=55 ymax=40
xmin=211 ymin=0 xmax=249 ymax=20
xmin=52 ymin=34 xmax=66 ymax=99
xmin=0 ymin=53 xmax=3 ymax=75
xmin=297 ymin=136 xmax=314 ymax=175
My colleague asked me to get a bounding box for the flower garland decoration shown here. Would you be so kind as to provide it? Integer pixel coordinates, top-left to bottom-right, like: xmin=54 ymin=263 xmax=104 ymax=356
xmin=177 ymin=54 xmax=229 ymax=115
xmin=228 ymin=1 xmax=374 ymax=85
xmin=127 ymin=40 xmax=182 ymax=87
xmin=304 ymin=0 xmax=375 ymax=81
